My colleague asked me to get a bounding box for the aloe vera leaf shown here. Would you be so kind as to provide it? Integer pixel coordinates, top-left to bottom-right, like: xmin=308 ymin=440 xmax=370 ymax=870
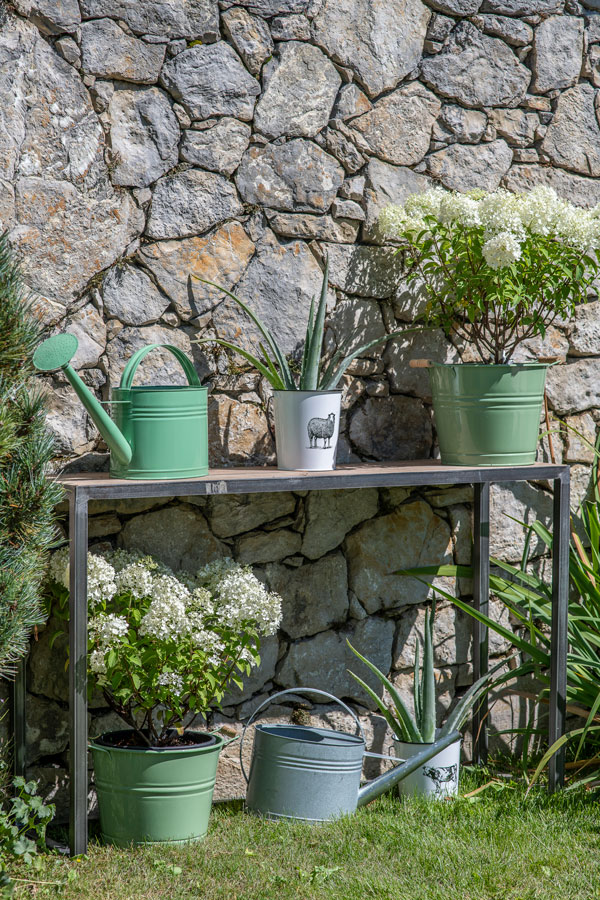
xmin=299 ymin=298 xmax=315 ymax=390
xmin=348 ymin=671 xmax=415 ymax=742
xmin=302 ymin=257 xmax=329 ymax=392
xmin=317 ymin=349 xmax=344 ymax=391
xmin=192 ymin=277 xmax=295 ymax=389
xmin=258 ymin=342 xmax=284 ymax=386
xmin=196 ymin=337 xmax=285 ymax=390
xmin=413 ymin=639 xmax=421 ymax=733
xmin=347 ymin=641 xmax=421 ymax=742
xmin=421 ymin=605 xmax=436 ymax=743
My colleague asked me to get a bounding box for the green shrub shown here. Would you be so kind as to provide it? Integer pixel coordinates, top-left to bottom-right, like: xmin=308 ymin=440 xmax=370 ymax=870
xmin=0 ymin=231 xmax=62 ymax=676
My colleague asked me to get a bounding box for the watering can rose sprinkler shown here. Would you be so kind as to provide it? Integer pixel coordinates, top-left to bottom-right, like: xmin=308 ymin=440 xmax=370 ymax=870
xmin=33 ymin=333 xmax=209 ymax=480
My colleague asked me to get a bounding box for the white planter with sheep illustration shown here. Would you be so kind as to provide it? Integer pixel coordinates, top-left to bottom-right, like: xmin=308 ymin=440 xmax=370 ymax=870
xmin=273 ymin=390 xmax=342 ymax=471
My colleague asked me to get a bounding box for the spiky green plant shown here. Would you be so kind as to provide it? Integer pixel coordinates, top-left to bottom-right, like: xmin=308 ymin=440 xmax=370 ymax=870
xmin=0 ymin=231 xmax=63 ymax=677
xmin=397 ymin=441 xmax=600 ymax=785
xmin=192 ymin=257 xmax=407 ymax=390
xmin=348 ymin=600 xmax=509 ymax=744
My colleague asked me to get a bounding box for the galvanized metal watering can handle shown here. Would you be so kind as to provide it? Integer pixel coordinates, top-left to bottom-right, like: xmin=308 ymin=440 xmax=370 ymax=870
xmin=239 ymin=687 xmax=366 ymax=784
xmin=119 ymin=343 xmax=201 ymax=390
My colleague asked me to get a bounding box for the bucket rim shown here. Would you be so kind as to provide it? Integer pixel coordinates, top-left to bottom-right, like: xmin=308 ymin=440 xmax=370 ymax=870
xmin=90 ymin=729 xmax=223 ymax=753
xmin=427 ymin=362 xmax=549 ymax=371
xmin=273 ymin=389 xmax=343 ymax=396
xmin=255 ymin=722 xmax=365 ymax=747
xmin=392 ymin=736 xmax=462 ymax=748
xmin=112 ymin=385 xmax=209 ymax=394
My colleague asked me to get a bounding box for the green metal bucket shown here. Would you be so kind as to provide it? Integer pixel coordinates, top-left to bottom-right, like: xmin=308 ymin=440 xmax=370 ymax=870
xmin=91 ymin=731 xmax=224 ymax=846
xmin=110 ymin=344 xmax=208 ymax=480
xmin=429 ymin=363 xmax=548 ymax=466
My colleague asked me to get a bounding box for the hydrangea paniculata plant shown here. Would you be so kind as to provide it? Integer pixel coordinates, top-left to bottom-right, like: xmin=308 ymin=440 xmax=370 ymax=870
xmin=380 ymin=186 xmax=600 ymax=364
xmin=47 ymin=549 xmax=282 ymax=746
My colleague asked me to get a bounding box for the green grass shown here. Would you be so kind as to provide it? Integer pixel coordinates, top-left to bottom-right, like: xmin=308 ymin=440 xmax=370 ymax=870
xmin=8 ymin=777 xmax=600 ymax=900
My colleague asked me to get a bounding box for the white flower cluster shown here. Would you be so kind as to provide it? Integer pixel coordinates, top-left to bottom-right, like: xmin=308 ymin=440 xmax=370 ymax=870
xmin=157 ymin=671 xmax=184 ymax=695
xmin=89 ymin=613 xmax=129 ymax=648
xmin=101 ymin=548 xmax=142 ymax=573
xmin=88 ymin=554 xmax=118 ymax=608
xmin=380 ymin=185 xmax=600 ymax=270
xmin=138 ymin=574 xmax=191 ymax=641
xmin=115 ymin=561 xmax=154 ymax=599
xmin=48 ymin=547 xmax=70 ymax=588
xmin=47 ymin=547 xmax=282 ymax=677
xmin=88 ymin=613 xmax=129 ymax=676
xmin=48 ymin=548 xmax=117 ymax=607
xmin=482 ymin=231 xmax=523 ymax=270
xmin=191 ymin=629 xmax=226 ymax=667
xmin=196 ymin=558 xmax=283 ymax=636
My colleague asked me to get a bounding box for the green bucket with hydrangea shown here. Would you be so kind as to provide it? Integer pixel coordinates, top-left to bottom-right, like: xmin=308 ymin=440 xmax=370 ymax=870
xmin=380 ymin=185 xmax=600 ymax=465
xmin=47 ymin=549 xmax=283 ymax=845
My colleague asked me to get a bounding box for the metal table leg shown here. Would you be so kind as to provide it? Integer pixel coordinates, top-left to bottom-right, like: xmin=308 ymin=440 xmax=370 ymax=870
xmin=472 ymin=482 xmax=490 ymax=765
xmin=69 ymin=488 xmax=89 ymax=856
xmin=10 ymin=658 xmax=27 ymax=777
xmin=549 ymin=471 xmax=569 ymax=792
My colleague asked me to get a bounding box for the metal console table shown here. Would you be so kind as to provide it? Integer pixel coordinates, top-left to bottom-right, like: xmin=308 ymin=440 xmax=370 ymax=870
xmin=12 ymin=460 xmax=570 ymax=856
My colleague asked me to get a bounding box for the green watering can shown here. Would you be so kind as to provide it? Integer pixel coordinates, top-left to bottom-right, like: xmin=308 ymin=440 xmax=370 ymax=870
xmin=34 ymin=333 xmax=209 ymax=480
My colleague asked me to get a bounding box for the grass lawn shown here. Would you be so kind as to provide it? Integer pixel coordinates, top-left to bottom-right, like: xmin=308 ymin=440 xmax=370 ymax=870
xmin=7 ymin=775 xmax=600 ymax=900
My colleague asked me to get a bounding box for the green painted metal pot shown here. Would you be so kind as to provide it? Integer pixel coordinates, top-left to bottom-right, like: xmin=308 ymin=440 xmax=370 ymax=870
xmin=33 ymin=335 xmax=208 ymax=480
xmin=428 ymin=363 xmax=548 ymax=467
xmin=91 ymin=731 xmax=224 ymax=846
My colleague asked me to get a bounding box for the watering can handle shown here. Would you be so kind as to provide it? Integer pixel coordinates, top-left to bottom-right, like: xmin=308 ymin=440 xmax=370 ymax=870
xmin=239 ymin=687 xmax=366 ymax=784
xmin=119 ymin=344 xmax=201 ymax=390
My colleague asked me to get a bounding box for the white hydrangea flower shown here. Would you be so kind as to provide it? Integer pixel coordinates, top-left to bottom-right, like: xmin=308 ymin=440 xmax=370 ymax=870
xmin=48 ymin=547 xmax=70 ymax=589
xmin=238 ymin=646 xmax=259 ymax=667
xmin=438 ymin=192 xmax=481 ymax=228
xmin=479 ymin=190 xmax=525 ymax=240
xmin=101 ymin=548 xmax=142 ymax=573
xmin=195 ymin=559 xmax=282 ymax=636
xmin=89 ymin=613 xmax=129 ymax=649
xmin=157 ymin=671 xmax=184 ymax=695
xmin=517 ymin=185 xmax=561 ymax=235
xmin=87 ymin=554 xmax=117 ymax=608
xmin=379 ymin=204 xmax=427 ymax=238
xmin=482 ymin=231 xmax=523 ymax=270
xmin=192 ymin=629 xmax=226 ymax=666
xmin=139 ymin=574 xmax=192 ymax=641
xmin=554 ymin=203 xmax=600 ymax=252
xmin=215 ymin=566 xmax=282 ymax=635
xmin=404 ymin=186 xmax=446 ymax=219
xmin=89 ymin=649 xmax=107 ymax=676
xmin=189 ymin=586 xmax=216 ymax=617
xmin=115 ymin=562 xmax=154 ymax=599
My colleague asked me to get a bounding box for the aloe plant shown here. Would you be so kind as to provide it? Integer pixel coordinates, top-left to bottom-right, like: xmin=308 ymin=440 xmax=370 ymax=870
xmin=348 ymin=600 xmax=509 ymax=744
xmin=192 ymin=257 xmax=406 ymax=390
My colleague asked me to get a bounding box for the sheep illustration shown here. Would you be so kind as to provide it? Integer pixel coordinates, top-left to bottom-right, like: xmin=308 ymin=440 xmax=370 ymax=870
xmin=307 ymin=412 xmax=336 ymax=449
xmin=422 ymin=763 xmax=458 ymax=796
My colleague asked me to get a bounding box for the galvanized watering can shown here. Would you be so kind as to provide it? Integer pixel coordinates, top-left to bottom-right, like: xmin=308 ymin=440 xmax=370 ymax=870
xmin=33 ymin=333 xmax=208 ymax=480
xmin=241 ymin=689 xmax=460 ymax=822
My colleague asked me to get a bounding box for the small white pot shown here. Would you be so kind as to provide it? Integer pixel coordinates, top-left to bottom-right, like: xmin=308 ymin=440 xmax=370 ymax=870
xmin=393 ymin=736 xmax=461 ymax=799
xmin=273 ymin=390 xmax=342 ymax=471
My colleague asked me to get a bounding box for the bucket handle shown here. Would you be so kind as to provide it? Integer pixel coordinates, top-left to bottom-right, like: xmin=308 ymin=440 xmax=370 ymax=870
xmin=119 ymin=344 xmax=201 ymax=391
xmin=239 ymin=687 xmax=366 ymax=784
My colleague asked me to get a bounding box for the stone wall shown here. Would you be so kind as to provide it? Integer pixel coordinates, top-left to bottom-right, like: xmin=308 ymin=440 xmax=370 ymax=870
xmin=2 ymin=0 xmax=600 ymax=813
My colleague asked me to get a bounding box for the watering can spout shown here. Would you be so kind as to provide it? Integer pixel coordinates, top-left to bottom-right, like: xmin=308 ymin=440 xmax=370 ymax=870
xmin=33 ymin=333 xmax=133 ymax=468
xmin=356 ymin=729 xmax=461 ymax=807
